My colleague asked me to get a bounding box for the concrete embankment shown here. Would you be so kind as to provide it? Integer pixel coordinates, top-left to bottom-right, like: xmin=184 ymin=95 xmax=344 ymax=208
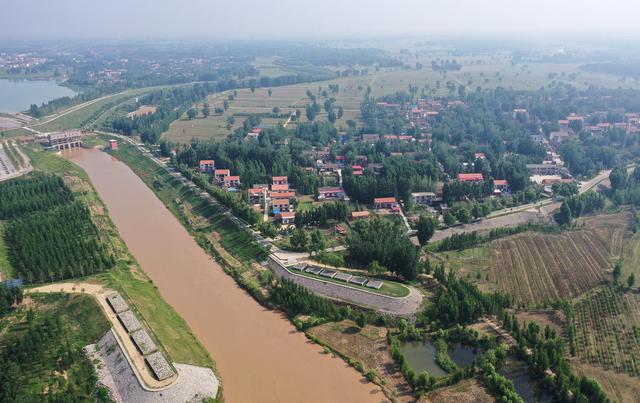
xmin=267 ymin=255 xmax=424 ymax=316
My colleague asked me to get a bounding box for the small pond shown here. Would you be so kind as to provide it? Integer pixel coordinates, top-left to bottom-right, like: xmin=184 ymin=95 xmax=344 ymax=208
xmin=400 ymin=341 xmax=448 ymax=377
xmin=447 ymin=343 xmax=479 ymax=368
xmin=498 ymin=358 xmax=553 ymax=403
xmin=400 ymin=341 xmax=480 ymax=377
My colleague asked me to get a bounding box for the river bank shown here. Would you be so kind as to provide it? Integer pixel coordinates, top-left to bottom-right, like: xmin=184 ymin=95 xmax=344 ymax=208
xmin=67 ymin=147 xmax=384 ymax=403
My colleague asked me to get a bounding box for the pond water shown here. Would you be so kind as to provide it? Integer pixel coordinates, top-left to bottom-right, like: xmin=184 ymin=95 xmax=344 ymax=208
xmin=66 ymin=147 xmax=382 ymax=403
xmin=447 ymin=343 xmax=479 ymax=368
xmin=498 ymin=358 xmax=552 ymax=403
xmin=400 ymin=341 xmax=448 ymax=377
xmin=401 ymin=341 xmax=480 ymax=377
xmin=0 ymin=78 xmax=76 ymax=113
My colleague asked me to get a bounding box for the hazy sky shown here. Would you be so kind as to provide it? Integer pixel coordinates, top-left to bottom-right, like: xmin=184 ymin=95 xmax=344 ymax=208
xmin=2 ymin=0 xmax=640 ymax=40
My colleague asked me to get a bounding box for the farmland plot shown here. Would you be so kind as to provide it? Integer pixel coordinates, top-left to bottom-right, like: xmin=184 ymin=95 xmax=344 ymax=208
xmin=573 ymin=287 xmax=640 ymax=377
xmin=492 ymin=230 xmax=615 ymax=304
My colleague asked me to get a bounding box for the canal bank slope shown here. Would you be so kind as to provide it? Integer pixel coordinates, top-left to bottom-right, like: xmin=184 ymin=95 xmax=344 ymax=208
xmin=68 ymin=148 xmax=383 ymax=403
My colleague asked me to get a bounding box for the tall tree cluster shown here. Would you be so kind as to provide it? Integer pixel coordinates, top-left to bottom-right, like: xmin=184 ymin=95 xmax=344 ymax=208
xmin=0 ymin=174 xmax=114 ymax=283
xmin=347 ymin=218 xmax=419 ymax=280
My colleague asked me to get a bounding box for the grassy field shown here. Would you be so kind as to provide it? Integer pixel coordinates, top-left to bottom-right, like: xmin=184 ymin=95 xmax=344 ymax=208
xmin=573 ymin=360 xmax=640 ymax=403
xmin=22 ymin=145 xmax=215 ymax=368
xmin=441 ymin=212 xmax=631 ymax=305
xmin=573 ymin=286 xmax=640 ymax=377
xmin=621 ymin=229 xmax=640 ymax=282
xmin=162 ymin=75 xmax=371 ymax=143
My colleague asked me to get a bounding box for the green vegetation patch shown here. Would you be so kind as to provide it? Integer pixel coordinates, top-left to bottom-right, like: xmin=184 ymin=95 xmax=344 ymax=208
xmin=0 ymin=293 xmax=111 ymax=401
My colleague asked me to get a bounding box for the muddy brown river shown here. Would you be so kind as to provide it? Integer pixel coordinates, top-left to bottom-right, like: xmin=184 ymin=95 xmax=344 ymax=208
xmin=68 ymin=148 xmax=382 ymax=403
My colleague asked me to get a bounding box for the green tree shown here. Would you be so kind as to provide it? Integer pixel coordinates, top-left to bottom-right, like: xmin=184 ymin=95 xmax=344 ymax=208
xmin=627 ymin=273 xmax=635 ymax=288
xmin=355 ymin=312 xmax=367 ymax=328
xmin=613 ymin=261 xmax=622 ymax=284
xmin=337 ymin=106 xmax=344 ymax=119
xmin=223 ymin=100 xmax=229 ymax=111
xmin=558 ymin=201 xmax=573 ymax=225
xmin=226 ymin=116 xmax=236 ymax=130
xmin=416 ymin=215 xmax=438 ymax=246
xmin=290 ymin=228 xmax=309 ymax=249
xmin=454 ymin=206 xmax=473 ymax=224
xmin=272 ymin=106 xmax=280 ymax=115
xmin=444 ymin=210 xmax=456 ymax=226
xmin=368 ymin=260 xmax=386 ymax=275
xmin=268 ymin=89 xmax=272 ymax=97
xmin=202 ymin=103 xmax=210 ymax=118
xmin=310 ymin=230 xmax=326 ymax=254
xmin=306 ymin=104 xmax=317 ymax=121
xmin=186 ymin=108 xmax=197 ymax=119
xmin=328 ymin=110 xmax=337 ymax=124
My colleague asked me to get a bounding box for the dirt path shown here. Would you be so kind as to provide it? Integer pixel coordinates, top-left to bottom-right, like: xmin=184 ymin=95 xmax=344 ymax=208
xmin=27 ymin=282 xmax=177 ymax=390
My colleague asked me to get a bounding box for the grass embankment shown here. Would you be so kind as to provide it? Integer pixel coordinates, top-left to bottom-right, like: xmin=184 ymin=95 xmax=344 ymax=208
xmin=105 ymin=138 xmax=265 ymax=262
xmin=293 ymin=268 xmax=410 ymax=298
xmin=23 ymin=146 xmax=214 ymax=368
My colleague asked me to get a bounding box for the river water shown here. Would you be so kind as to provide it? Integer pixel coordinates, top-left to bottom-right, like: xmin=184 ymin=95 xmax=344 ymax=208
xmin=67 ymin=148 xmax=382 ymax=403
xmin=0 ymin=78 xmax=76 ymax=113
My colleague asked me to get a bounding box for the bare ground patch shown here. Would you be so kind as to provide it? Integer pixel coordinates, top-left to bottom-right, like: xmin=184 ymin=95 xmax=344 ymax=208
xmin=309 ymin=319 xmax=413 ymax=402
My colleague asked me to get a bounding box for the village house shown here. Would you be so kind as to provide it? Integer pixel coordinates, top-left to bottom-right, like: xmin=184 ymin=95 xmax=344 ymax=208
xmin=108 ymin=139 xmax=119 ymax=150
xmin=457 ymin=173 xmax=484 ymax=182
xmin=271 ymin=184 xmax=290 ymax=192
xmin=351 ymin=211 xmax=370 ymax=220
xmin=493 ymin=180 xmax=509 ymax=195
xmin=214 ymin=169 xmax=230 ymax=182
xmin=374 ymin=197 xmax=399 ymax=210
xmin=549 ymin=131 xmax=571 ymax=145
xmin=317 ymin=187 xmax=345 ymax=200
xmin=199 ymin=159 xmax=215 ymax=173
xmin=362 ymin=133 xmax=380 ymax=143
xmin=223 ymin=175 xmax=240 ymax=189
xmin=271 ymin=199 xmax=292 ymax=213
xmin=411 ymin=191 xmax=437 ymax=206
xmin=351 ymin=165 xmax=364 ymax=175
xmin=272 ymin=176 xmax=288 ymax=186
xmin=276 ymin=211 xmax=296 ymax=226
xmin=269 ymin=191 xmax=296 ymax=201
xmin=248 ymin=188 xmax=267 ymax=204
xmin=526 ymin=164 xmax=565 ymax=176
